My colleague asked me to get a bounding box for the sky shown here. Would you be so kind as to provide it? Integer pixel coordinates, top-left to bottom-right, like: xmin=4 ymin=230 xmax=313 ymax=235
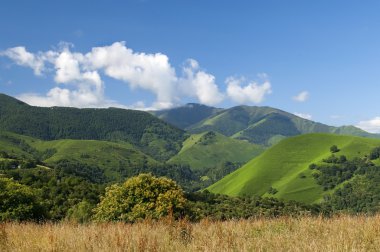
xmin=1 ymin=0 xmax=380 ymax=132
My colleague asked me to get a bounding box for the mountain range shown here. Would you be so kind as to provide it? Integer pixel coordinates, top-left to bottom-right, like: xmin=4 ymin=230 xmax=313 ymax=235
xmin=153 ymin=103 xmax=377 ymax=146
xmin=2 ymin=93 xmax=380 ymax=206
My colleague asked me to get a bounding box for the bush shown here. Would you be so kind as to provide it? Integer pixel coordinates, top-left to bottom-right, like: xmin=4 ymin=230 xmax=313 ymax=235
xmin=94 ymin=174 xmax=187 ymax=222
xmin=369 ymin=147 xmax=380 ymax=160
xmin=66 ymin=200 xmax=94 ymax=223
xmin=0 ymin=178 xmax=45 ymax=221
xmin=330 ymin=145 xmax=339 ymax=153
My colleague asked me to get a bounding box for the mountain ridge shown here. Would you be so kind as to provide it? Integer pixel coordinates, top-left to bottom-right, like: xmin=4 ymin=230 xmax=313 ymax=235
xmin=153 ymin=102 xmax=378 ymax=145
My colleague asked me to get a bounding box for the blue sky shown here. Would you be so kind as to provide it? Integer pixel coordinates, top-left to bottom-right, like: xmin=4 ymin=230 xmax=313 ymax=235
xmin=1 ymin=0 xmax=380 ymax=132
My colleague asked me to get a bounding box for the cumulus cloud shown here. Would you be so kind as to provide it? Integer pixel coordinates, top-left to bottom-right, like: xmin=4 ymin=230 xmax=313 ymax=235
xmin=84 ymin=42 xmax=178 ymax=109
xmin=0 ymin=47 xmax=48 ymax=75
xmin=356 ymin=117 xmax=380 ymax=133
xmin=294 ymin=112 xmax=312 ymax=120
xmin=1 ymin=42 xmax=270 ymax=109
xmin=179 ymin=59 xmax=224 ymax=106
xmin=18 ymin=87 xmax=103 ymax=107
xmin=293 ymin=91 xmax=309 ymax=102
xmin=226 ymin=77 xmax=272 ymax=104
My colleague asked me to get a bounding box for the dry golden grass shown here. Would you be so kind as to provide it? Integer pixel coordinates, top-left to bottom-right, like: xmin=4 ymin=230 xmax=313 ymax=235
xmin=1 ymin=215 xmax=380 ymax=252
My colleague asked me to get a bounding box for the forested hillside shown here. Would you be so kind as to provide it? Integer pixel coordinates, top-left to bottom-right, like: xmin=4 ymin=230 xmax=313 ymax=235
xmin=0 ymin=94 xmax=186 ymax=160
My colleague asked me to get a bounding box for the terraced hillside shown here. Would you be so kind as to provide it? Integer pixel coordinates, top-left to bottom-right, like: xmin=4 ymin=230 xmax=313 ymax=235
xmin=208 ymin=134 xmax=380 ymax=203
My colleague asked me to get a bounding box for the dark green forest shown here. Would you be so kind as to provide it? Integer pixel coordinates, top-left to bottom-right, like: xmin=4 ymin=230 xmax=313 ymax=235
xmin=310 ymin=147 xmax=380 ymax=213
xmin=0 ymin=94 xmax=186 ymax=161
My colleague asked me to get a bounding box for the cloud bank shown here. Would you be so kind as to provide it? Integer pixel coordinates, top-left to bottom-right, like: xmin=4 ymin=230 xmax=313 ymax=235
xmin=1 ymin=42 xmax=272 ymax=109
xmin=356 ymin=117 xmax=380 ymax=133
xmin=226 ymin=77 xmax=272 ymax=104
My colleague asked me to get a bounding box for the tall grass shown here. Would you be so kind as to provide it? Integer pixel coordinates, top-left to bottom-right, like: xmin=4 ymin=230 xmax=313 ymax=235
xmin=1 ymin=215 xmax=380 ymax=251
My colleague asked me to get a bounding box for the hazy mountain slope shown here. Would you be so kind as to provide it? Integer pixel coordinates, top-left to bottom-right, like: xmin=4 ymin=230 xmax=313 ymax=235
xmin=188 ymin=106 xmax=279 ymax=136
xmin=187 ymin=105 xmax=377 ymax=145
xmin=168 ymin=131 xmax=264 ymax=171
xmin=0 ymin=93 xmax=186 ymax=161
xmin=207 ymin=133 xmax=380 ymax=203
xmin=151 ymin=103 xmax=222 ymax=129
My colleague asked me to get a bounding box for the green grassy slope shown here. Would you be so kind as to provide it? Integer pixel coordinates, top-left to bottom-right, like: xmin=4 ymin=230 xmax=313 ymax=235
xmin=208 ymin=134 xmax=380 ymax=203
xmin=35 ymin=139 xmax=157 ymax=179
xmin=0 ymin=131 xmax=37 ymax=158
xmin=0 ymin=131 xmax=158 ymax=181
xmin=168 ymin=131 xmax=264 ymax=171
xmin=189 ymin=106 xmax=278 ymax=137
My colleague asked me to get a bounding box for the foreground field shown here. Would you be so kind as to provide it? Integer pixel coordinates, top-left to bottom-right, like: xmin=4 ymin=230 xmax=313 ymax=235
xmin=1 ymin=215 xmax=380 ymax=251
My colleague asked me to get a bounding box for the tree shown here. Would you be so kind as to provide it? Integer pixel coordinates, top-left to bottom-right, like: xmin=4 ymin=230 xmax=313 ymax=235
xmin=94 ymin=173 xmax=187 ymax=222
xmin=66 ymin=200 xmax=94 ymax=223
xmin=0 ymin=178 xmax=45 ymax=221
xmin=330 ymin=145 xmax=339 ymax=153
xmin=369 ymin=147 xmax=380 ymax=160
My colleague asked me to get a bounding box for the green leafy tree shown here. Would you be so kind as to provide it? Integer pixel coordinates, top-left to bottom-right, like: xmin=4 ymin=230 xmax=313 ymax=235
xmin=0 ymin=178 xmax=45 ymax=221
xmin=94 ymin=173 xmax=187 ymax=222
xmin=66 ymin=200 xmax=95 ymax=223
xmin=369 ymin=147 xmax=380 ymax=160
xmin=330 ymin=145 xmax=339 ymax=153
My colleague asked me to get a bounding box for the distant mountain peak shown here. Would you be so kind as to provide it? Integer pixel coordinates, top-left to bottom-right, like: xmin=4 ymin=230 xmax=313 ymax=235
xmin=153 ymin=102 xmax=379 ymax=145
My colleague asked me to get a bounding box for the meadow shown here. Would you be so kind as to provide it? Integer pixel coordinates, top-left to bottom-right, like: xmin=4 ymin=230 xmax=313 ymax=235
xmin=1 ymin=215 xmax=380 ymax=252
xmin=209 ymin=133 xmax=380 ymax=203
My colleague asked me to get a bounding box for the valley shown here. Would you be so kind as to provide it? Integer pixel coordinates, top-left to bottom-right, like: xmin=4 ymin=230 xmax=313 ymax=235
xmin=1 ymin=93 xmax=380 ymax=222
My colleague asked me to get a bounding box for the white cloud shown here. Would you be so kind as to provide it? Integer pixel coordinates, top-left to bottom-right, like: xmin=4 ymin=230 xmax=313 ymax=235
xmin=53 ymin=49 xmax=103 ymax=90
xmin=0 ymin=47 xmax=47 ymax=75
xmin=84 ymin=42 xmax=178 ymax=109
xmin=226 ymin=77 xmax=272 ymax=104
xmin=179 ymin=59 xmax=224 ymax=106
xmin=356 ymin=117 xmax=380 ymax=133
xmin=1 ymin=42 xmax=271 ymax=109
xmin=294 ymin=112 xmax=312 ymax=120
xmin=16 ymin=85 xmax=123 ymax=108
xmin=2 ymin=45 xmax=109 ymax=108
xmin=293 ymin=91 xmax=309 ymax=102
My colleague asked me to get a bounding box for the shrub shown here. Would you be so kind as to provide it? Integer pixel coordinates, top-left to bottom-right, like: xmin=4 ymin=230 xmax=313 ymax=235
xmin=94 ymin=173 xmax=187 ymax=222
xmin=0 ymin=178 xmax=45 ymax=221
xmin=330 ymin=145 xmax=339 ymax=153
